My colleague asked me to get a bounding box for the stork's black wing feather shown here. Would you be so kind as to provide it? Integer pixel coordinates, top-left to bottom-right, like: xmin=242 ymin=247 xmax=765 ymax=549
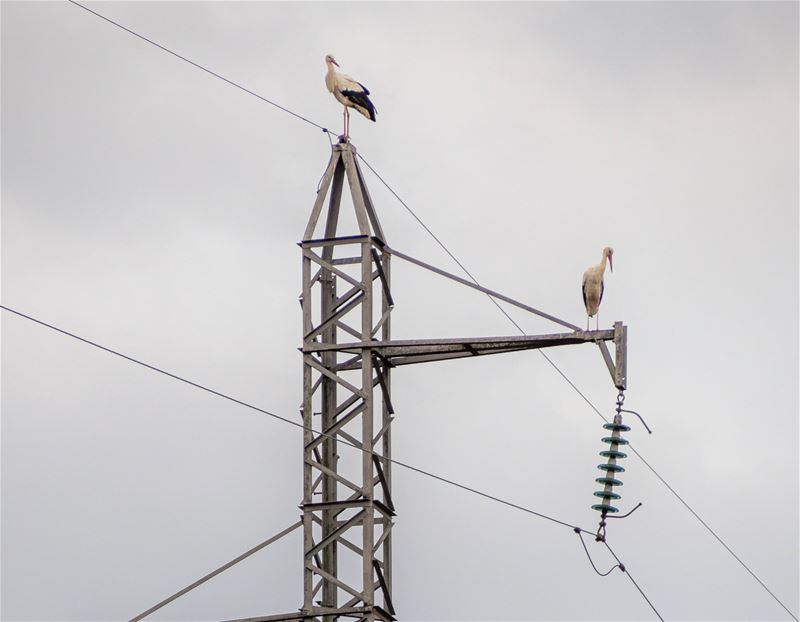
xmin=341 ymin=89 xmax=377 ymax=121
xmin=356 ymin=82 xmax=370 ymax=95
xmin=599 ymin=280 xmax=604 ymax=305
xmin=581 ymin=274 xmax=588 ymax=310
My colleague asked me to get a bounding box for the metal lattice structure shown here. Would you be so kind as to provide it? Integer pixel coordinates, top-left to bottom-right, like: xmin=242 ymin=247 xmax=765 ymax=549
xmin=128 ymin=141 xmax=628 ymax=622
xmin=291 ymin=141 xmax=628 ymax=622
xmin=300 ymin=142 xmax=396 ymax=622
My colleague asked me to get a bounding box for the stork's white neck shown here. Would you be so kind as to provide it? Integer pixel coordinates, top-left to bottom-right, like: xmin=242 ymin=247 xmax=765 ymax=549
xmin=596 ymin=250 xmax=610 ymax=274
xmin=325 ymin=62 xmax=337 ymax=92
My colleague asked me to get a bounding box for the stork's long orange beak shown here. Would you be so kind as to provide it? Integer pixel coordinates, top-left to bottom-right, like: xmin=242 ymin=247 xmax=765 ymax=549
xmin=331 ymin=58 xmax=340 ymax=67
xmin=608 ymin=255 xmax=613 ymax=272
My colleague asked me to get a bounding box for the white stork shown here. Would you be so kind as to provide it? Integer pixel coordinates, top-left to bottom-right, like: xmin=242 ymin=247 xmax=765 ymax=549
xmin=325 ymin=54 xmax=377 ymax=140
xmin=582 ymin=247 xmax=614 ymax=330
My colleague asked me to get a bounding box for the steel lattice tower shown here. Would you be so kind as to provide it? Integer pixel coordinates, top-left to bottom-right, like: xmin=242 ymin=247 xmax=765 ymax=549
xmin=127 ymin=141 xmax=628 ymax=622
xmin=295 ymin=142 xmax=627 ymax=622
xmin=300 ymin=142 xmax=395 ymax=622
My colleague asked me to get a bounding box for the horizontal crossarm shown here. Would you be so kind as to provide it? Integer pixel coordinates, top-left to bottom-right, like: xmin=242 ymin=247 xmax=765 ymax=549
xmin=303 ymin=330 xmax=615 ymax=368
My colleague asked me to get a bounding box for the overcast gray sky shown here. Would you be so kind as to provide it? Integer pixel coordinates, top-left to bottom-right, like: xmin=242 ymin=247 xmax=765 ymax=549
xmin=2 ymin=1 xmax=798 ymax=621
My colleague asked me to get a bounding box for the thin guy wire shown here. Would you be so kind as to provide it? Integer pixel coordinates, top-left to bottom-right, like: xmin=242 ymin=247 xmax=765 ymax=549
xmin=356 ymin=152 xmax=799 ymax=622
xmin=0 ymin=304 xmax=589 ymax=536
xmin=604 ymin=541 xmax=665 ymax=622
xmin=66 ymin=0 xmax=332 ymax=136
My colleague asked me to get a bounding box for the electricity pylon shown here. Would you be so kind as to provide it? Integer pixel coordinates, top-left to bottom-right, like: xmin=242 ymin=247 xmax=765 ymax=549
xmin=127 ymin=144 xmax=628 ymax=622
xmin=293 ymin=141 xmax=627 ymax=622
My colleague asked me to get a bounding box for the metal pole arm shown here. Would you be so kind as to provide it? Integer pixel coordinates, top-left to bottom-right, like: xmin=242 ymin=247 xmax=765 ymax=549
xmin=381 ymin=244 xmax=582 ymax=332
xmin=128 ymin=520 xmax=302 ymax=622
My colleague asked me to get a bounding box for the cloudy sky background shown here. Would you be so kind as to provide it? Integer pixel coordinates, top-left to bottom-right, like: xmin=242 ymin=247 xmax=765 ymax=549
xmin=2 ymin=1 xmax=798 ymax=621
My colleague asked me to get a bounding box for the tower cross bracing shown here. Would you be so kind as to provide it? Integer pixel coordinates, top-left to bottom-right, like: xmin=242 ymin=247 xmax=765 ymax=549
xmin=301 ymin=142 xmax=396 ymax=622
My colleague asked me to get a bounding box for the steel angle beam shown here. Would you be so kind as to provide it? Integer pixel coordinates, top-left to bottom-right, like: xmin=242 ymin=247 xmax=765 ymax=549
xmin=304 ymin=330 xmax=618 ymax=369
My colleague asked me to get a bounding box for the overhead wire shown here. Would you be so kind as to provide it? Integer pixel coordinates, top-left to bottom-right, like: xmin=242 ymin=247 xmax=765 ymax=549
xmin=604 ymin=541 xmax=665 ymax=622
xmin=355 ymin=152 xmax=799 ymax=622
xmin=0 ymin=304 xmax=585 ymax=535
xmin=41 ymin=4 xmax=800 ymax=619
xmin=66 ymin=0 xmax=333 ymax=137
xmin=3 ymin=303 xmax=664 ymax=617
xmin=628 ymin=447 xmax=797 ymax=621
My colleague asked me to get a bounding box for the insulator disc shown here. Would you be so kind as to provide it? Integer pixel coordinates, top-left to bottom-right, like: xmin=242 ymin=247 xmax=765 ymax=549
xmin=597 ymin=463 xmax=625 ymax=473
xmin=592 ymin=503 xmax=619 ymax=513
xmin=603 ymin=422 xmax=631 ymax=432
xmin=595 ymin=476 xmax=623 ymax=486
xmin=600 ymin=449 xmax=628 ymax=459
xmin=602 ymin=436 xmax=629 ymax=445
xmin=593 ymin=490 xmax=621 ymax=500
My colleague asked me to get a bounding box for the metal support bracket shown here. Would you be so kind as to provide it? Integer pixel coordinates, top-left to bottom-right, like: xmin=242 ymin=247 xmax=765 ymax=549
xmin=597 ymin=321 xmax=627 ymax=390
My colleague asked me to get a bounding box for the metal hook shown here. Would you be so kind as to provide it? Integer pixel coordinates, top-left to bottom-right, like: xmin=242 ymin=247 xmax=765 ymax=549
xmin=619 ymin=409 xmax=653 ymax=434
xmin=606 ymin=501 xmax=643 ymax=519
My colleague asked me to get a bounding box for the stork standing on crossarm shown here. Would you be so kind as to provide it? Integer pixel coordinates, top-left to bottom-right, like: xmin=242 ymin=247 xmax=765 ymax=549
xmin=324 ymin=54 xmax=377 ymax=141
xmin=582 ymin=247 xmax=614 ymax=330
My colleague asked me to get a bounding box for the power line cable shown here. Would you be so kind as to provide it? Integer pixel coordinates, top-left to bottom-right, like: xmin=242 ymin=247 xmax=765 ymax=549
xmin=0 ymin=304 xmax=584 ymax=535
xmin=604 ymin=541 xmax=665 ymax=622
xmin=627 ymin=446 xmax=797 ymax=621
xmin=355 ymin=152 xmax=799 ymax=622
xmin=66 ymin=0 xmax=333 ymax=136
xmin=4 ymin=302 xmax=664 ymax=618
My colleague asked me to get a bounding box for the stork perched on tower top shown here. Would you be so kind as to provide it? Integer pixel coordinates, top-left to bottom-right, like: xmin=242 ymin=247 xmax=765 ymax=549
xmin=325 ymin=55 xmax=377 ymax=141
xmin=582 ymin=247 xmax=614 ymax=330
